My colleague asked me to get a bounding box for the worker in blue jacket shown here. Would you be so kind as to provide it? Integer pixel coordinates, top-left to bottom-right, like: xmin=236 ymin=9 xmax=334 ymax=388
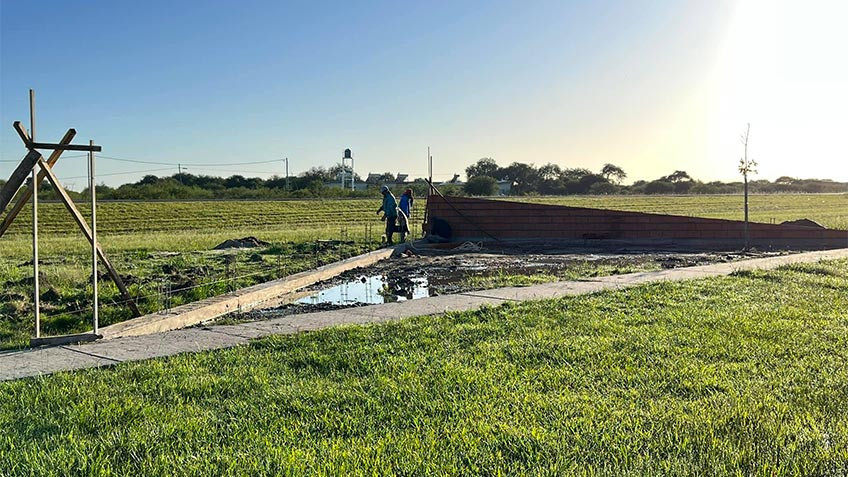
xmin=376 ymin=185 xmax=398 ymax=245
xmin=398 ymin=188 xmax=414 ymax=242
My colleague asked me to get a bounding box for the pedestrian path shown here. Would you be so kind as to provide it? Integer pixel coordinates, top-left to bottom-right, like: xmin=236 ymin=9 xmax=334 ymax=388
xmin=2 ymin=248 xmax=846 ymax=382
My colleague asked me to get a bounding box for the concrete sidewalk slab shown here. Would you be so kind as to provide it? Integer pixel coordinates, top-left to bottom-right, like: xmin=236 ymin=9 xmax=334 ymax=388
xmin=2 ymin=248 xmax=847 ymax=382
xmin=0 ymin=346 xmax=117 ymax=381
xmin=67 ymin=328 xmax=249 ymax=363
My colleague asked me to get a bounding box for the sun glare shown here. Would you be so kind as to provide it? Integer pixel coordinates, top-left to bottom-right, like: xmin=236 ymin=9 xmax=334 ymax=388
xmin=711 ymin=0 xmax=848 ymax=182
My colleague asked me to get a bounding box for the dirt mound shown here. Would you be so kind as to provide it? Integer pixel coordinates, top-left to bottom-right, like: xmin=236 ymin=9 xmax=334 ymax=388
xmin=213 ymin=236 xmax=270 ymax=250
xmin=780 ymin=219 xmax=825 ymax=228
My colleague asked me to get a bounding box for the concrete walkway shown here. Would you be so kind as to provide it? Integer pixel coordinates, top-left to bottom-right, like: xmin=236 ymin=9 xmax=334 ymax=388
xmin=2 ymin=248 xmax=846 ymax=382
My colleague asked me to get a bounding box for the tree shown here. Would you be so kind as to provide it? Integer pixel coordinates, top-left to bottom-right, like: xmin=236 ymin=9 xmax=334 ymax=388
xmin=662 ymin=170 xmax=692 ymax=183
xmin=138 ymin=175 xmax=159 ymax=185
xmin=644 ymin=180 xmax=675 ymax=194
xmin=738 ymin=123 xmax=757 ymax=250
xmin=600 ymin=163 xmax=627 ymax=184
xmin=464 ymin=175 xmax=498 ymax=196
xmin=502 ymin=162 xmax=539 ymax=195
xmin=328 ymin=163 xmax=362 ymax=182
xmin=589 ymin=182 xmax=617 ymax=194
xmin=465 ymin=158 xmax=500 ymax=179
xmin=559 ymin=168 xmax=592 ymax=181
xmin=538 ymin=163 xmax=562 ymax=181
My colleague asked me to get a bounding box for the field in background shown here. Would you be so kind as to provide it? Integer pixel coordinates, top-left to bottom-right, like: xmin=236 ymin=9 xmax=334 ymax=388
xmin=0 ymin=194 xmax=845 ymax=348
xmin=2 ymin=260 xmax=847 ymax=475
xmin=514 ymin=194 xmax=848 ymax=229
xmin=1 ymin=194 xmax=846 ymax=244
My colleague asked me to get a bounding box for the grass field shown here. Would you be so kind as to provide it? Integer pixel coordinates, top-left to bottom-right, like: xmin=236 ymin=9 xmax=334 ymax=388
xmin=1 ymin=259 xmax=846 ymax=475
xmin=517 ymin=193 xmax=848 ymax=229
xmin=2 ymin=194 xmax=846 ymax=242
xmin=0 ymin=194 xmax=845 ymax=348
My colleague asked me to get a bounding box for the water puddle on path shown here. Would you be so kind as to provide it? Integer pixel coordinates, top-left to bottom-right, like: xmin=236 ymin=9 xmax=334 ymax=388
xmin=296 ymin=275 xmax=431 ymax=305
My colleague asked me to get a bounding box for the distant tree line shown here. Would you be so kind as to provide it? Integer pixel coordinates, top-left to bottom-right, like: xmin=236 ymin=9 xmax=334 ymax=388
xmin=462 ymin=158 xmax=847 ymax=196
xmin=2 ymin=159 xmax=845 ymax=203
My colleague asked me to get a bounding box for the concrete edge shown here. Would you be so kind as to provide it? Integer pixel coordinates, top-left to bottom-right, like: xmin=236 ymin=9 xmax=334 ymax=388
xmin=98 ymin=244 xmax=406 ymax=340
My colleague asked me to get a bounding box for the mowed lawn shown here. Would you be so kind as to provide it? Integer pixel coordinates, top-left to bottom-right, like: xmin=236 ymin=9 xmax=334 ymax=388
xmin=1 ymin=259 xmax=847 ymax=476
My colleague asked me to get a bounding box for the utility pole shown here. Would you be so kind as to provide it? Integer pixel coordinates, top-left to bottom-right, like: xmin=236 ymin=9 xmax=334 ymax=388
xmin=738 ymin=123 xmax=757 ymax=250
xmin=30 ymin=89 xmax=40 ymax=338
xmin=283 ymin=157 xmax=289 ymax=191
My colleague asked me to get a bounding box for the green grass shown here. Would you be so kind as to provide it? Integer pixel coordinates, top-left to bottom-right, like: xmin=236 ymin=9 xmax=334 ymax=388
xmin=0 ymin=240 xmax=372 ymax=349
xmin=0 ymin=194 xmax=844 ymax=348
xmin=1 ymin=259 xmax=846 ymax=475
xmin=461 ymin=261 xmax=658 ymax=289
xmin=2 ymin=194 xmax=845 ymax=240
xmin=464 ymin=271 xmax=560 ymax=289
xmin=1 ymin=199 xmax=423 ymax=349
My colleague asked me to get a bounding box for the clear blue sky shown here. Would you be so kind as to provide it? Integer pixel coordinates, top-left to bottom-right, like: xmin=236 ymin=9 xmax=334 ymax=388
xmin=2 ymin=0 xmax=846 ymax=188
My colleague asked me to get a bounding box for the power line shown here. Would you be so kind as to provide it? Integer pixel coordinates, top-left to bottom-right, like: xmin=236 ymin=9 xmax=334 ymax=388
xmin=0 ymin=154 xmax=88 ymax=163
xmin=57 ymin=167 xmax=176 ymax=181
xmin=97 ymin=155 xmax=283 ymax=167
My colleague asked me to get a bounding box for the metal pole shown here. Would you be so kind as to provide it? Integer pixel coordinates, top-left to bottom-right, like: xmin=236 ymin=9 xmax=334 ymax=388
xmin=30 ymin=89 xmax=40 ymax=338
xmin=90 ymin=140 xmax=99 ymax=334
xmin=284 ymin=157 xmax=289 ymax=191
xmin=351 ymin=155 xmax=355 ymax=191
xmin=428 ymin=147 xmax=433 ymax=195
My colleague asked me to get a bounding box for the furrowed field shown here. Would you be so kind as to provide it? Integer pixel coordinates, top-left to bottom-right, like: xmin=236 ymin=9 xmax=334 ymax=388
xmin=1 ymin=259 xmax=847 ymax=475
xmin=0 ymin=194 xmax=845 ymax=348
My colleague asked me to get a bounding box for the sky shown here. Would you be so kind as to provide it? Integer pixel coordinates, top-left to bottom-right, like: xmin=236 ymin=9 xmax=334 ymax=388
xmin=1 ymin=0 xmax=846 ymax=189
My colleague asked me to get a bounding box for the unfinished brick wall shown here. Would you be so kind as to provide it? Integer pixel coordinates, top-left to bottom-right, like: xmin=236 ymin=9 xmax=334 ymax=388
xmin=425 ymin=196 xmax=848 ymax=247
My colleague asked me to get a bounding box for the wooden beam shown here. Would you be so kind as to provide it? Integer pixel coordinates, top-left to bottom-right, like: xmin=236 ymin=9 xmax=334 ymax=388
xmin=0 ymin=149 xmax=42 ymax=215
xmin=30 ymin=332 xmax=101 ymax=348
xmin=13 ymin=121 xmax=100 ymax=151
xmin=0 ymin=129 xmax=76 ymax=238
xmin=13 ymin=121 xmax=31 ymax=147
xmin=36 ymin=158 xmax=142 ymax=317
xmin=31 ymin=142 xmax=101 ymax=152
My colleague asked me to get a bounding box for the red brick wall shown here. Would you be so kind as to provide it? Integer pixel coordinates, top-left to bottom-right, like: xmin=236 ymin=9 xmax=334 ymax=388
xmin=425 ymin=196 xmax=848 ymax=242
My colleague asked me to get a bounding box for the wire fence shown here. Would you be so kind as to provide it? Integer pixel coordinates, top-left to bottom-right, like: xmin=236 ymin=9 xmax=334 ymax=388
xmin=3 ymin=202 xmax=427 ymax=340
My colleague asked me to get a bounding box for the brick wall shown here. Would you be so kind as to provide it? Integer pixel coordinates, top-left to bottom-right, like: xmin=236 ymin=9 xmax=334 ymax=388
xmin=425 ymin=196 xmax=848 ymax=245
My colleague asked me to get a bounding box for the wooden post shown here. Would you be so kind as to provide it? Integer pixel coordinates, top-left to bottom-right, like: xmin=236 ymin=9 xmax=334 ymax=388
xmin=89 ymin=140 xmax=99 ymax=333
xmin=30 ymin=90 xmax=40 ymax=338
xmin=36 ymin=158 xmax=141 ymax=316
xmin=0 ymin=129 xmax=76 ymax=237
xmin=0 ymin=149 xmax=41 ymax=214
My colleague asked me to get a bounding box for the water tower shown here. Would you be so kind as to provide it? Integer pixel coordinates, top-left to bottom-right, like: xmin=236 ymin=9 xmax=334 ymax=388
xmin=341 ymin=148 xmax=355 ymax=191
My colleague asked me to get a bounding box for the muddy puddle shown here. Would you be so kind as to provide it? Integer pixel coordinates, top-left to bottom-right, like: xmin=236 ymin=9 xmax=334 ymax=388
xmin=237 ymin=248 xmax=785 ymax=320
xmin=296 ymin=275 xmax=431 ymax=305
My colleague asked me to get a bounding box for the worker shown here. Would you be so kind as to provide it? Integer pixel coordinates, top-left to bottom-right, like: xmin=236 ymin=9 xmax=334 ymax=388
xmin=398 ymin=188 xmax=414 ymax=242
xmin=376 ymin=185 xmax=398 ymax=246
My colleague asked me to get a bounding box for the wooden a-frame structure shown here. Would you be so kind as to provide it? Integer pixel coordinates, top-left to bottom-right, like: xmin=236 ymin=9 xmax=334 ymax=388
xmin=0 ymin=121 xmax=141 ymax=317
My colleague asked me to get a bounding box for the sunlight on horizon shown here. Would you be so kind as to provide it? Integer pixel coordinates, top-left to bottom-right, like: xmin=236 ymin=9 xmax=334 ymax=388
xmin=711 ymin=0 xmax=848 ymax=182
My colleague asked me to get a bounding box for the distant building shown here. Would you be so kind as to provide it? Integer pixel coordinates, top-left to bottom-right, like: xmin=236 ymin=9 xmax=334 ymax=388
xmin=496 ymin=180 xmax=512 ymax=195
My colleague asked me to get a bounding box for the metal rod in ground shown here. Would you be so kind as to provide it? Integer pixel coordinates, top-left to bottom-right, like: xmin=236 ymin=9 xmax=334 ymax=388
xmin=89 ymin=140 xmax=99 ymax=333
xmin=30 ymin=89 xmax=40 ymax=338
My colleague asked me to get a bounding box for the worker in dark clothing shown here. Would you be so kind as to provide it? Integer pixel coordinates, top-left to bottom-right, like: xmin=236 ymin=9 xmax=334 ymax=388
xmin=398 ymin=188 xmax=414 ymax=242
xmin=376 ymin=185 xmax=398 ymax=246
